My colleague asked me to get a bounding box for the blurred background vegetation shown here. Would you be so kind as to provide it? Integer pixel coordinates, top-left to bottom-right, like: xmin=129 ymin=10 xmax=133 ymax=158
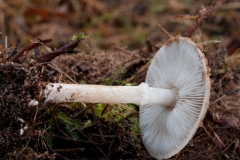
xmin=1 ymin=0 xmax=240 ymax=51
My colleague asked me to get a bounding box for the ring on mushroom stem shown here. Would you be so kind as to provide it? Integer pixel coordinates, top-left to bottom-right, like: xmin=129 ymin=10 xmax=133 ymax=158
xmin=42 ymin=36 xmax=210 ymax=160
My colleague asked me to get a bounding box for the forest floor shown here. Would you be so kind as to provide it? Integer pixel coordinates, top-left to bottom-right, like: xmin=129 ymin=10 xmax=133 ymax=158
xmin=0 ymin=0 xmax=240 ymax=159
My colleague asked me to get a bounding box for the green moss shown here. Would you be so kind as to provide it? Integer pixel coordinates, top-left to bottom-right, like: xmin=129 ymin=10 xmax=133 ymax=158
xmin=93 ymin=103 xmax=124 ymax=122
xmin=72 ymin=32 xmax=89 ymax=41
xmin=93 ymin=103 xmax=139 ymax=134
xmin=79 ymin=120 xmax=92 ymax=130
xmin=56 ymin=110 xmax=79 ymax=139
xmin=103 ymin=77 xmax=112 ymax=85
xmin=79 ymin=79 xmax=86 ymax=84
xmin=129 ymin=116 xmax=140 ymax=133
xmin=45 ymin=118 xmax=54 ymax=147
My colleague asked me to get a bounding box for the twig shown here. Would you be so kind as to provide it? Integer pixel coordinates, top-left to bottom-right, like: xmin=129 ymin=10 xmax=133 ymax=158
xmin=33 ymin=105 xmax=38 ymax=124
xmin=18 ymin=138 xmax=31 ymax=156
xmin=206 ymin=109 xmax=240 ymax=140
xmin=126 ymin=60 xmax=150 ymax=83
xmin=43 ymin=136 xmax=67 ymax=160
xmin=0 ymin=43 xmax=4 ymax=53
xmin=5 ymin=36 xmax=8 ymax=49
xmin=211 ymin=88 xmax=240 ymax=106
xmin=112 ymin=46 xmax=132 ymax=54
xmin=207 ymin=123 xmax=225 ymax=147
xmin=210 ymin=95 xmax=225 ymax=105
xmin=101 ymin=104 xmax=109 ymax=116
xmin=54 ymin=148 xmax=85 ymax=152
xmin=110 ymin=58 xmax=142 ymax=85
xmin=91 ymin=133 xmax=116 ymax=138
xmin=47 ymin=62 xmax=77 ymax=84
xmin=146 ymin=38 xmax=153 ymax=53
xmin=157 ymin=23 xmax=173 ymax=38
xmin=90 ymin=105 xmax=106 ymax=143
xmin=202 ymin=125 xmax=220 ymax=147
xmin=8 ymin=39 xmax=21 ymax=60
xmin=115 ymin=103 xmax=139 ymax=115
xmin=9 ymin=39 xmax=52 ymax=62
xmin=54 ymin=116 xmax=71 ymax=138
xmin=183 ymin=0 xmax=226 ymax=37
xmin=70 ymin=103 xmax=89 ymax=119
xmin=51 ymin=134 xmax=102 ymax=145
xmin=221 ymin=141 xmax=234 ymax=154
xmin=233 ymin=138 xmax=239 ymax=153
xmin=77 ymin=128 xmax=107 ymax=157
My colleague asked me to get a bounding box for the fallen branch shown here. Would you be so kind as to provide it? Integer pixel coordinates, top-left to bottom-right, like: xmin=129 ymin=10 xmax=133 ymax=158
xmin=183 ymin=0 xmax=226 ymax=37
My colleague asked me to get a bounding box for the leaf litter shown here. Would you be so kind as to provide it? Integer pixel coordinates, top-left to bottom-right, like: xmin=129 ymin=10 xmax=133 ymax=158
xmin=0 ymin=0 xmax=240 ymax=159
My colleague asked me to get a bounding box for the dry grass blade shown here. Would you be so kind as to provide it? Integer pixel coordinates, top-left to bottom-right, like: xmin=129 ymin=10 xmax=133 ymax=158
xmin=157 ymin=23 xmax=173 ymax=38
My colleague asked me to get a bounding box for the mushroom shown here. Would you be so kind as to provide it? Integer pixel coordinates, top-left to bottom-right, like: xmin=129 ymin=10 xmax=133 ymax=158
xmin=140 ymin=36 xmax=210 ymax=159
xmin=43 ymin=36 xmax=210 ymax=159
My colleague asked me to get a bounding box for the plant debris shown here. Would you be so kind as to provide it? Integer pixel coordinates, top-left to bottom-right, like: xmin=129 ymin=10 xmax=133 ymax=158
xmin=0 ymin=0 xmax=240 ymax=159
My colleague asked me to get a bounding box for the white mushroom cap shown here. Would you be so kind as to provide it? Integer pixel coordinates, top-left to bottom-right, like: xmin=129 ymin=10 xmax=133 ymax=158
xmin=140 ymin=36 xmax=210 ymax=159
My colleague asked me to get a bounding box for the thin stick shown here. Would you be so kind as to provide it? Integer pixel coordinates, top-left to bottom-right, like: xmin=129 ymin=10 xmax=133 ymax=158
xmin=210 ymin=95 xmax=225 ymax=105
xmin=126 ymin=60 xmax=150 ymax=83
xmin=18 ymin=138 xmax=31 ymax=156
xmin=47 ymin=62 xmax=77 ymax=84
xmin=183 ymin=0 xmax=226 ymax=37
xmin=157 ymin=23 xmax=173 ymax=38
xmin=77 ymin=128 xmax=107 ymax=157
xmin=54 ymin=148 xmax=85 ymax=152
xmin=9 ymin=39 xmax=52 ymax=62
xmin=115 ymin=103 xmax=139 ymax=115
xmin=5 ymin=36 xmax=7 ymax=49
xmin=33 ymin=105 xmax=38 ymax=124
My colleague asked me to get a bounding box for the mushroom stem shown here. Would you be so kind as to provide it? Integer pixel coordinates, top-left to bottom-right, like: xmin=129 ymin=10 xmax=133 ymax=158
xmin=44 ymin=83 xmax=177 ymax=107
